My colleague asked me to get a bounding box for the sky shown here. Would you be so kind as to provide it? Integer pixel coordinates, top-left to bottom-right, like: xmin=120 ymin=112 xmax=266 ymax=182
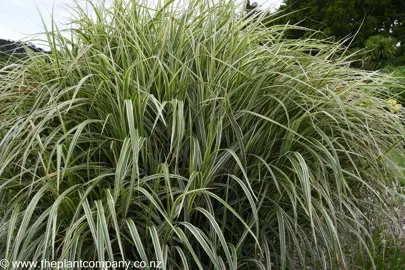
xmin=0 ymin=0 xmax=283 ymax=44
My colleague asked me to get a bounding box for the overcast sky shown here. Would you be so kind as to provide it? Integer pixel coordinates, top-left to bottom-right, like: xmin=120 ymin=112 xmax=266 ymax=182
xmin=0 ymin=0 xmax=283 ymax=43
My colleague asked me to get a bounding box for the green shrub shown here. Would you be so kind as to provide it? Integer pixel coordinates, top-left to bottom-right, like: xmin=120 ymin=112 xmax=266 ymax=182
xmin=364 ymin=35 xmax=397 ymax=70
xmin=0 ymin=0 xmax=405 ymax=269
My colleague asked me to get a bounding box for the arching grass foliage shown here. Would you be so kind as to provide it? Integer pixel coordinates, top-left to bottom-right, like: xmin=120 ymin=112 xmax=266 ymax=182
xmin=0 ymin=0 xmax=405 ymax=269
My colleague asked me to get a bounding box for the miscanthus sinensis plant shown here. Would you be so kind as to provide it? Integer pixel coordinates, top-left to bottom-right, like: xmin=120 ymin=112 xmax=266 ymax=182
xmin=0 ymin=0 xmax=404 ymax=269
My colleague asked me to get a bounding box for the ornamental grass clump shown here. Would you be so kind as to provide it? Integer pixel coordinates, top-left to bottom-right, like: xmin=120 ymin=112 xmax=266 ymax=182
xmin=0 ymin=0 xmax=404 ymax=269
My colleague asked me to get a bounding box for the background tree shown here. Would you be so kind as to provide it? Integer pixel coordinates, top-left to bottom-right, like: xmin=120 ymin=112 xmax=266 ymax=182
xmin=0 ymin=39 xmax=44 ymax=56
xmin=276 ymin=0 xmax=405 ymax=51
xmin=363 ymin=35 xmax=397 ymax=70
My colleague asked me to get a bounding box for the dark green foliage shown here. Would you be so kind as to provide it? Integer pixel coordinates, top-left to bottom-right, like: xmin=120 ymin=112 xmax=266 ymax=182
xmin=0 ymin=39 xmax=47 ymax=68
xmin=0 ymin=39 xmax=44 ymax=57
xmin=276 ymin=0 xmax=405 ymax=50
xmin=364 ymin=35 xmax=397 ymax=70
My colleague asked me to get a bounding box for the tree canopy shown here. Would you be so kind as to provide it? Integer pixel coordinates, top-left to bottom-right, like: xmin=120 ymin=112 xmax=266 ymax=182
xmin=0 ymin=39 xmax=44 ymax=56
xmin=277 ymin=0 xmax=405 ymax=48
